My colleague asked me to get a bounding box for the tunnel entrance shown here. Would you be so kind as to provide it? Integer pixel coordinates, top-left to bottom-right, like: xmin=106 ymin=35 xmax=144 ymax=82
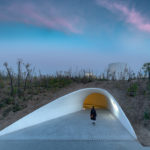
xmin=83 ymin=93 xmax=108 ymax=109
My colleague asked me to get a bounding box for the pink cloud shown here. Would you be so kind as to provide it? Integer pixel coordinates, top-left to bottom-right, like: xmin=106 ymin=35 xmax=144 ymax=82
xmin=0 ymin=2 xmax=82 ymax=34
xmin=96 ymin=0 xmax=150 ymax=32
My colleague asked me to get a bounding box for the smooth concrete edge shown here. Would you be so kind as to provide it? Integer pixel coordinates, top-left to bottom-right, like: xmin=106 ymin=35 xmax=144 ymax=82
xmin=0 ymin=88 xmax=137 ymax=139
xmin=0 ymin=140 xmax=145 ymax=150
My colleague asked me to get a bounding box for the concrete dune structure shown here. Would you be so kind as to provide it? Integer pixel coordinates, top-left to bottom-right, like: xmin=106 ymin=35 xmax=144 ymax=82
xmin=0 ymin=88 xmax=148 ymax=150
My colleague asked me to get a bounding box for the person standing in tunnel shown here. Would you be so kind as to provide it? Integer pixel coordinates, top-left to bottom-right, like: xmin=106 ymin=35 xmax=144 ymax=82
xmin=90 ymin=106 xmax=97 ymax=125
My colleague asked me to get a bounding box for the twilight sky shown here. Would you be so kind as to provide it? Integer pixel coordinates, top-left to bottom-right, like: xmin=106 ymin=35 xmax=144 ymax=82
xmin=0 ymin=0 xmax=150 ymax=74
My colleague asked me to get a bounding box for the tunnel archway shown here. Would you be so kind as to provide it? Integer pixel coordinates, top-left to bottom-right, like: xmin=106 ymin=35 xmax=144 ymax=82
xmin=83 ymin=93 xmax=108 ymax=109
xmin=0 ymin=88 xmax=137 ymax=139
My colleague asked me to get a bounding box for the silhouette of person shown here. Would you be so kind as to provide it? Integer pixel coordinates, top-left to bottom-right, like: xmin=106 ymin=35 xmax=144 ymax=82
xmin=90 ymin=106 xmax=97 ymax=125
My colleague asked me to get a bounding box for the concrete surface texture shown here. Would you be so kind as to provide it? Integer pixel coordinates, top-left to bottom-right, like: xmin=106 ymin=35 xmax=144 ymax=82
xmin=0 ymin=110 xmax=148 ymax=150
xmin=0 ymin=110 xmax=135 ymax=140
xmin=0 ymin=88 xmax=136 ymax=138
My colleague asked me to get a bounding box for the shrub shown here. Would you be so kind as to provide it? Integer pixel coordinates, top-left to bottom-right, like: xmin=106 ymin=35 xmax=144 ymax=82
xmin=127 ymin=83 xmax=138 ymax=97
xmin=33 ymin=89 xmax=39 ymax=95
xmin=13 ymin=87 xmax=17 ymax=96
xmin=27 ymin=95 xmax=33 ymax=100
xmin=13 ymin=104 xmax=22 ymax=112
xmin=73 ymin=76 xmax=94 ymax=84
xmin=0 ymin=97 xmax=14 ymax=108
xmin=59 ymin=78 xmax=72 ymax=87
xmin=4 ymin=97 xmax=14 ymax=104
xmin=0 ymin=103 xmax=5 ymax=108
xmin=49 ymin=78 xmax=72 ymax=89
xmin=0 ymin=80 xmax=5 ymax=88
xmin=147 ymin=83 xmax=150 ymax=94
xmin=81 ymin=77 xmax=89 ymax=84
xmin=27 ymin=89 xmax=33 ymax=95
xmin=3 ymin=107 xmax=12 ymax=117
xmin=144 ymin=112 xmax=150 ymax=120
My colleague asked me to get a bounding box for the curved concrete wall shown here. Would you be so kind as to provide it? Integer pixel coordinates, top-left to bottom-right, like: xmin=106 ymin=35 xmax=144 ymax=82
xmin=0 ymin=88 xmax=137 ymax=139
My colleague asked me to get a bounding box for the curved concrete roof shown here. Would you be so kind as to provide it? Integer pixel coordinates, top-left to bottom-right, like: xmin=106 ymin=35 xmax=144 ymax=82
xmin=0 ymin=88 xmax=137 ymax=139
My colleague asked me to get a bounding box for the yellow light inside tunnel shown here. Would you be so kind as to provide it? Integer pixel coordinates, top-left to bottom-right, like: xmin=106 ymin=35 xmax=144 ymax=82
xmin=83 ymin=93 xmax=108 ymax=109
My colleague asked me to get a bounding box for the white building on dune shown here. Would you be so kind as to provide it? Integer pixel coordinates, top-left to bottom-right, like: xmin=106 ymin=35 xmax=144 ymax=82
xmin=107 ymin=62 xmax=129 ymax=80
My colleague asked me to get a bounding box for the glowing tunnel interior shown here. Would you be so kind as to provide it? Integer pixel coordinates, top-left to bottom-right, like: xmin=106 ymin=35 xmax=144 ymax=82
xmin=83 ymin=93 xmax=108 ymax=109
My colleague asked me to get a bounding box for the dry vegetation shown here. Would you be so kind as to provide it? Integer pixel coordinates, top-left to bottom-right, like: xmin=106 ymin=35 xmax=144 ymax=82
xmin=0 ymin=60 xmax=150 ymax=146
